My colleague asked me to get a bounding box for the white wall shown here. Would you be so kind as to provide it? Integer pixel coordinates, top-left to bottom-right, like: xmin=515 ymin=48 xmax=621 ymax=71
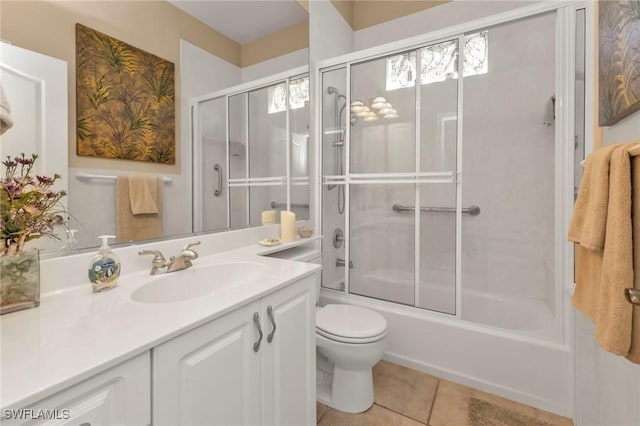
xmin=309 ymin=0 xmax=354 ymax=64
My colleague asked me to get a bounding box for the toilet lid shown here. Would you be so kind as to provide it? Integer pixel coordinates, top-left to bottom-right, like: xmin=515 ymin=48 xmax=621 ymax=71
xmin=316 ymin=304 xmax=387 ymax=340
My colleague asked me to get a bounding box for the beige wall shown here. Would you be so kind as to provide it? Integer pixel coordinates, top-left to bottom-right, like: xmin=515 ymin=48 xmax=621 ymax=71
xmin=1 ymin=0 xmax=242 ymax=173
xmin=330 ymin=0 xmax=449 ymax=31
xmin=0 ymin=0 xmax=309 ymax=173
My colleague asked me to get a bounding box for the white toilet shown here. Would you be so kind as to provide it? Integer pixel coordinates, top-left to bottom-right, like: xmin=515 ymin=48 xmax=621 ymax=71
xmin=315 ymin=303 xmax=388 ymax=413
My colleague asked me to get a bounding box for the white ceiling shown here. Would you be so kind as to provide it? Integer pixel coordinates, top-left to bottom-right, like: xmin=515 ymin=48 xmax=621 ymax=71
xmin=168 ymin=0 xmax=308 ymax=44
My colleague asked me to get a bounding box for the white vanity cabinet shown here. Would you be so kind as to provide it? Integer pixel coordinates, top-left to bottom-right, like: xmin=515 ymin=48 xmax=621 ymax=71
xmin=152 ymin=275 xmax=316 ymax=426
xmin=7 ymin=352 xmax=151 ymax=426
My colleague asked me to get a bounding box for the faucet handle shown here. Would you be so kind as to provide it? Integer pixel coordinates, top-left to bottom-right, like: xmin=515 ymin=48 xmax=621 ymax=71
xmin=139 ymin=250 xmax=166 ymax=267
xmin=182 ymin=241 xmax=201 ymax=259
xmin=183 ymin=241 xmax=201 ymax=251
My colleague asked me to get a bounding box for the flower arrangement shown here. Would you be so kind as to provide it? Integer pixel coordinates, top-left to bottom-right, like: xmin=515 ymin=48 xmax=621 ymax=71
xmin=1 ymin=153 xmax=66 ymax=256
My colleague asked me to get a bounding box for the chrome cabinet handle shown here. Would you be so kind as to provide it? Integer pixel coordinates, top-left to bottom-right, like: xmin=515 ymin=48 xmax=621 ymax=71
xmin=213 ymin=163 xmax=223 ymax=197
xmin=267 ymin=305 xmax=276 ymax=343
xmin=253 ymin=312 xmax=263 ymax=352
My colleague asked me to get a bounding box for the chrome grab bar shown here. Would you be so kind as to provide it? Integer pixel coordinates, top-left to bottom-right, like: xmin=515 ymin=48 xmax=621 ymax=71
xmin=625 ymin=288 xmax=640 ymax=306
xmin=213 ymin=164 xmax=222 ymax=197
xmin=270 ymin=202 xmax=310 ymax=209
xmin=392 ymin=204 xmax=480 ymax=216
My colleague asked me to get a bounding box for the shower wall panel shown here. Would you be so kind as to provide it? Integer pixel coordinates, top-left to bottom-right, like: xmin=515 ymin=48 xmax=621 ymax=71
xmin=461 ymin=13 xmax=557 ymax=318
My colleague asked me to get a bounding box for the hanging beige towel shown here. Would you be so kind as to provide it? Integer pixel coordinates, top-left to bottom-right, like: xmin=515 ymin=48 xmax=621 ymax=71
xmin=116 ymin=176 xmax=164 ymax=243
xmin=570 ymin=143 xmax=638 ymax=362
xmin=129 ymin=175 xmax=159 ymax=215
xmin=570 ymin=144 xmax=621 ymax=324
xmin=596 ymin=145 xmax=634 ymax=356
xmin=568 ymin=143 xmax=623 ymax=250
xmin=626 ymin=150 xmax=640 ymax=363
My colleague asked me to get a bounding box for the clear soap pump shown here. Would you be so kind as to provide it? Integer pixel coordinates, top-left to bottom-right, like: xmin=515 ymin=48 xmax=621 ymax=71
xmin=88 ymin=235 xmax=121 ymax=292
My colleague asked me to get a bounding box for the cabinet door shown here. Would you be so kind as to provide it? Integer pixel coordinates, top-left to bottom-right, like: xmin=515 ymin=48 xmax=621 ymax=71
xmin=10 ymin=352 xmax=150 ymax=426
xmin=153 ymin=301 xmax=261 ymax=426
xmin=261 ymin=276 xmax=316 ymax=426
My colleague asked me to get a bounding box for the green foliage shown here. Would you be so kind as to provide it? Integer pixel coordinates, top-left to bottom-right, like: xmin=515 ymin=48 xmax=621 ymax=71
xmin=0 ymin=154 xmax=66 ymax=255
xmin=75 ymin=24 xmax=175 ymax=164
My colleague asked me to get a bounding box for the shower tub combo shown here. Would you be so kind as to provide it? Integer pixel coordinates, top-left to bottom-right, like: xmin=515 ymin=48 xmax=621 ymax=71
xmin=316 ymin=2 xmax=588 ymax=418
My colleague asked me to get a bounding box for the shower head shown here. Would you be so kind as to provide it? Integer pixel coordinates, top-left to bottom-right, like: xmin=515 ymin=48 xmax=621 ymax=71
xmin=328 ymin=87 xmax=346 ymax=101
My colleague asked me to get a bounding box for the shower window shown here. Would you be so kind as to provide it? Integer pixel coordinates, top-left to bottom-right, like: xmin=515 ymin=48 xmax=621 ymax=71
xmin=268 ymin=76 xmax=309 ymax=113
xmin=386 ymin=32 xmax=488 ymax=90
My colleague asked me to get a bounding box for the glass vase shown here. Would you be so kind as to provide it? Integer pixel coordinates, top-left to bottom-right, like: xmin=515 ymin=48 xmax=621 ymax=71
xmin=0 ymin=248 xmax=40 ymax=315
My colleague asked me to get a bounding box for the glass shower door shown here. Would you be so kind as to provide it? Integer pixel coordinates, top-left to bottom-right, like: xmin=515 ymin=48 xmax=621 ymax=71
xmin=228 ymin=93 xmax=248 ymax=229
xmin=199 ymin=96 xmax=229 ymax=233
xmin=348 ymin=52 xmax=418 ymax=306
xmin=417 ymin=39 xmax=460 ymax=315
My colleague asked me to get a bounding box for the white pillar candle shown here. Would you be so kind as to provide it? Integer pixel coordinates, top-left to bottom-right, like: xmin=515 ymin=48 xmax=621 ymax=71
xmin=280 ymin=211 xmax=296 ymax=242
xmin=261 ymin=210 xmax=276 ymax=225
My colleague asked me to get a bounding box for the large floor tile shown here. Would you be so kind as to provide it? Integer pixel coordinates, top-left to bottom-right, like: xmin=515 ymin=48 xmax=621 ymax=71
xmin=317 ymin=402 xmax=328 ymax=424
xmin=373 ymin=360 xmax=438 ymax=423
xmin=319 ymin=404 xmax=425 ymax=426
xmin=429 ymin=380 xmax=573 ymax=426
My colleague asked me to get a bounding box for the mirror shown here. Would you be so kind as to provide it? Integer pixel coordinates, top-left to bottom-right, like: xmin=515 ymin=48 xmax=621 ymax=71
xmin=192 ymin=70 xmax=310 ymax=235
xmin=0 ymin=0 xmax=309 ymax=256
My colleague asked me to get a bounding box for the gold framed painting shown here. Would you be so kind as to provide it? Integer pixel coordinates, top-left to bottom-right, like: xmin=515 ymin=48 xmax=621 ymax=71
xmin=598 ymin=1 xmax=640 ymax=126
xmin=76 ymin=24 xmax=175 ymax=164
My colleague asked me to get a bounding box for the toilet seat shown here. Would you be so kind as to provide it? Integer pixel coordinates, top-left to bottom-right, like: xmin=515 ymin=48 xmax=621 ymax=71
xmin=316 ymin=304 xmax=388 ymax=344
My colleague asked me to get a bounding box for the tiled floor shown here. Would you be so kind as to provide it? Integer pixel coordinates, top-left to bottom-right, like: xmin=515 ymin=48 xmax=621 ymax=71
xmin=316 ymin=360 xmax=573 ymax=426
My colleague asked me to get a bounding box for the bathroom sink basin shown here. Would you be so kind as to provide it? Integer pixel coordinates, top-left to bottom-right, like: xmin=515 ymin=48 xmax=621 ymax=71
xmin=131 ymin=262 xmax=267 ymax=303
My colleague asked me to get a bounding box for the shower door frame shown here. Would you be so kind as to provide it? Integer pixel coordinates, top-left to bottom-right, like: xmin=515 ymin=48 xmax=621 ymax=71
xmin=191 ymin=65 xmax=309 ymax=232
xmin=313 ymin=1 xmax=594 ymax=342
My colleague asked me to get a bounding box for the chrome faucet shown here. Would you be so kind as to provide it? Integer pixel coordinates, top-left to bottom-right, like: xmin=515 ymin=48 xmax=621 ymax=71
xmin=139 ymin=241 xmax=201 ymax=275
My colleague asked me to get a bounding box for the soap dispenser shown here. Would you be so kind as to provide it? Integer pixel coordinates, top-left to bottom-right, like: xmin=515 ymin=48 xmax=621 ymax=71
xmin=88 ymin=235 xmax=121 ymax=292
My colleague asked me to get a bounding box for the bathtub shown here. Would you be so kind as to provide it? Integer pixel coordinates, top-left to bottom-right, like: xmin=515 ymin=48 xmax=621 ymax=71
xmin=319 ymin=287 xmax=572 ymax=417
xmin=350 ymin=270 xmax=558 ymax=338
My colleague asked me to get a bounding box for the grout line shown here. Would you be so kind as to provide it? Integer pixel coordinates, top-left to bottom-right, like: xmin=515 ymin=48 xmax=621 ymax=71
xmin=372 ymin=403 xmax=428 ymax=425
xmin=426 ymin=379 xmax=441 ymax=426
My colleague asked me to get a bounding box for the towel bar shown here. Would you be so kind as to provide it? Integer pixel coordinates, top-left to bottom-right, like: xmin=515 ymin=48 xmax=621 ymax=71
xmin=392 ymin=204 xmax=481 ymax=216
xmin=76 ymin=173 xmax=172 ymax=183
xmin=625 ymin=288 xmax=640 ymax=306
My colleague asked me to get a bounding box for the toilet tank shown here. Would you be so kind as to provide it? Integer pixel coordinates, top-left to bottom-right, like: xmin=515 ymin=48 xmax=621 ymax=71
xmin=264 ymin=246 xmax=322 ymax=304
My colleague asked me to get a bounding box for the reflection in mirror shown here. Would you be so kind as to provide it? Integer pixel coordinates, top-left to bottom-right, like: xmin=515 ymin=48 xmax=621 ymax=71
xmin=0 ymin=42 xmax=69 ymax=253
xmin=193 ymin=70 xmax=310 ymax=234
xmin=1 ymin=0 xmax=309 ymax=257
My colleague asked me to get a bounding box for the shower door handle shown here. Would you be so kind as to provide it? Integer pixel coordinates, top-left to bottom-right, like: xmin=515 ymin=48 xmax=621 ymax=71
xmin=213 ymin=163 xmax=223 ymax=197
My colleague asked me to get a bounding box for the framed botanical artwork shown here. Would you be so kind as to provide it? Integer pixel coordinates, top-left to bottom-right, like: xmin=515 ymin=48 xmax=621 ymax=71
xmin=76 ymin=24 xmax=175 ymax=164
xmin=598 ymin=1 xmax=640 ymax=126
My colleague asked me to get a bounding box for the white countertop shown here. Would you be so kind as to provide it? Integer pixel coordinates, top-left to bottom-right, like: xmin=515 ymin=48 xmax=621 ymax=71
xmin=0 ymin=241 xmax=321 ymax=410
